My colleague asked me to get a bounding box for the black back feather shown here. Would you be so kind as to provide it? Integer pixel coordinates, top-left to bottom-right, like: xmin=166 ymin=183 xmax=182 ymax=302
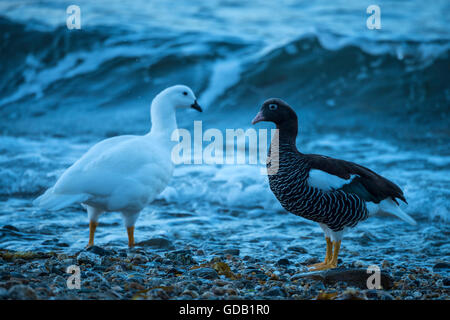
xmin=304 ymin=154 xmax=407 ymax=205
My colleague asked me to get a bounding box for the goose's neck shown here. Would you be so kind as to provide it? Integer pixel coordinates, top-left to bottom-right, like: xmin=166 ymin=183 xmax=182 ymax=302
xmin=270 ymin=130 xmax=299 ymax=156
xmin=276 ymin=119 xmax=298 ymax=147
xmin=149 ymin=96 xmax=178 ymax=137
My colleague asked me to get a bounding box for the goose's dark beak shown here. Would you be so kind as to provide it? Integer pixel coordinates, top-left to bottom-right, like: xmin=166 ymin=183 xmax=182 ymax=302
xmin=251 ymin=111 xmax=265 ymax=124
xmin=191 ymin=100 xmax=202 ymax=112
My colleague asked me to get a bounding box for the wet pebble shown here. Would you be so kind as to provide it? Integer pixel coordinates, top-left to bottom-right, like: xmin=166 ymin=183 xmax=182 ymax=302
xmin=264 ymin=286 xmax=286 ymax=297
xmin=190 ymin=268 xmax=219 ymax=280
xmin=129 ymin=254 xmax=149 ymax=265
xmin=432 ymin=262 xmax=450 ymax=272
xmin=0 ymin=287 xmax=9 ymax=299
xmin=277 ymin=258 xmax=290 ymax=266
xmin=181 ymin=289 xmax=199 ymax=298
xmin=223 ymin=248 xmax=240 ymax=256
xmin=86 ymin=246 xmax=114 ymax=256
xmin=287 ymin=246 xmax=308 ymax=254
xmin=352 ymin=260 xmax=365 ymax=268
xmin=166 ymin=250 xmax=196 ymax=265
xmin=137 ymin=238 xmax=174 ymax=250
xmin=8 ymin=285 xmax=38 ymax=300
xmin=76 ymin=252 xmax=102 ymax=265
xmin=148 ymin=288 xmax=169 ymax=300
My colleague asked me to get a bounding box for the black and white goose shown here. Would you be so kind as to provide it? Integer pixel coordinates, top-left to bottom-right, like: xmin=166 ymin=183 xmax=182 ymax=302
xmin=252 ymin=98 xmax=416 ymax=270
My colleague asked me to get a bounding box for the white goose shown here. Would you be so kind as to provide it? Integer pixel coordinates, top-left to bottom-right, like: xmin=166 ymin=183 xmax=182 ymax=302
xmin=34 ymin=85 xmax=202 ymax=247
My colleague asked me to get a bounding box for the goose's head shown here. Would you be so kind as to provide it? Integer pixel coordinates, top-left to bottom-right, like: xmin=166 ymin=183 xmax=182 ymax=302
xmin=252 ymin=98 xmax=298 ymax=140
xmin=158 ymin=85 xmax=202 ymax=112
xmin=252 ymin=98 xmax=297 ymax=126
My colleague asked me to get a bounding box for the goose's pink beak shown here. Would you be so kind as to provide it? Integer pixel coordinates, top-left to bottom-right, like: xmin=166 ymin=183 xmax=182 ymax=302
xmin=252 ymin=111 xmax=265 ymax=125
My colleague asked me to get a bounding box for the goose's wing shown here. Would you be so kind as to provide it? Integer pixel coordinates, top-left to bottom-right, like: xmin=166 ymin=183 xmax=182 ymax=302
xmin=51 ymin=135 xmax=139 ymax=195
xmin=36 ymin=134 xmax=174 ymax=211
xmin=304 ymin=153 xmax=407 ymax=204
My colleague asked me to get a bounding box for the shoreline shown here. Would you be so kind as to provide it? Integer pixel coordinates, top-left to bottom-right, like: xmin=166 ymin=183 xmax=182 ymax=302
xmin=1 ymin=244 xmax=448 ymax=300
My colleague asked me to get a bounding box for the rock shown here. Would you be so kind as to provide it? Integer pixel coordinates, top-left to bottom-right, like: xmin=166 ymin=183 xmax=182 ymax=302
xmin=51 ymin=275 xmax=67 ymax=288
xmin=293 ymin=268 xmax=394 ymax=289
xmin=2 ymin=225 xmax=19 ymax=232
xmin=166 ymin=250 xmax=196 ymax=265
xmin=186 ymin=283 xmax=199 ymax=291
xmin=277 ymin=258 xmax=290 ymax=266
xmin=300 ymin=256 xmax=319 ymax=265
xmin=352 ymin=260 xmax=365 ymax=268
xmin=181 ymin=290 xmax=199 ymax=299
xmin=225 ymin=287 xmax=238 ymax=295
xmin=41 ymin=238 xmax=59 ymax=245
xmin=86 ymin=246 xmax=114 ymax=256
xmin=287 ymin=246 xmax=308 ymax=254
xmin=212 ymin=286 xmax=226 ymax=296
xmin=8 ymin=285 xmax=38 ymax=300
xmin=443 ymin=278 xmax=450 ymax=286
xmin=381 ymin=260 xmax=391 ymax=269
xmin=190 ymin=268 xmax=219 ymax=280
xmin=76 ymin=251 xmax=102 ymax=265
xmin=334 ymin=288 xmax=367 ymax=300
xmin=365 ymin=289 xmax=394 ymax=300
xmin=201 ymin=292 xmax=215 ymax=299
xmin=126 ymin=272 xmax=146 ymax=283
xmin=212 ymin=261 xmax=236 ymax=279
xmin=264 ymin=286 xmax=286 ymax=297
xmin=432 ymin=262 xmax=450 ymax=272
xmin=223 ymin=248 xmax=240 ymax=256
xmin=393 ymin=271 xmax=405 ymax=278
xmin=129 ymin=254 xmax=149 ymax=264
xmin=128 ymin=282 xmax=145 ymax=291
xmin=10 ymin=272 xmax=25 ymax=279
xmin=136 ymin=238 xmax=174 ymax=250
xmin=0 ymin=287 xmax=8 ymax=299
xmin=147 ymin=288 xmax=169 ymax=300
xmin=196 ymin=249 xmax=205 ymax=256
xmin=254 ymin=273 xmax=269 ymax=281
xmin=167 ymin=267 xmax=185 ymax=275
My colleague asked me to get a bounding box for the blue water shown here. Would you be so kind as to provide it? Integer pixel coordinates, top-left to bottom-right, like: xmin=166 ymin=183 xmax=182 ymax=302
xmin=0 ymin=1 xmax=449 ymax=265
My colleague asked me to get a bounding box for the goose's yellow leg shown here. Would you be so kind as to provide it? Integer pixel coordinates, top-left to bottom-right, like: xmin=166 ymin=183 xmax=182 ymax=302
xmin=87 ymin=221 xmax=98 ymax=247
xmin=127 ymin=226 xmax=135 ymax=248
xmin=309 ymin=240 xmax=341 ymax=271
xmin=328 ymin=241 xmax=341 ymax=268
xmin=308 ymin=237 xmax=333 ymax=269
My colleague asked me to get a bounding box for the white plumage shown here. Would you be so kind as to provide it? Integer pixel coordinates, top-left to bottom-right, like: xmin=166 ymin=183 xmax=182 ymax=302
xmin=307 ymin=169 xmax=358 ymax=191
xmin=34 ymin=85 xmax=202 ymax=247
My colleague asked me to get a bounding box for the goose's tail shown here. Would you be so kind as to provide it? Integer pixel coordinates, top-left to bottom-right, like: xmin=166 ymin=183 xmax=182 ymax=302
xmin=377 ymin=198 xmax=417 ymax=225
xmin=33 ymin=188 xmax=89 ymax=211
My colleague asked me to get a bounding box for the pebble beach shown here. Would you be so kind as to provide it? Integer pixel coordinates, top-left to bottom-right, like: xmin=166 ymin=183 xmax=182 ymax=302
xmin=1 ymin=0 xmax=449 ymax=302
xmin=1 ymin=230 xmax=448 ymax=300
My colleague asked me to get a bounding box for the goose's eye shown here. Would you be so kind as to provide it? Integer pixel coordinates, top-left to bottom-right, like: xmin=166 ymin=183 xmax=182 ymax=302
xmin=268 ymin=103 xmax=278 ymax=110
xmin=182 ymin=91 xmax=188 ymax=96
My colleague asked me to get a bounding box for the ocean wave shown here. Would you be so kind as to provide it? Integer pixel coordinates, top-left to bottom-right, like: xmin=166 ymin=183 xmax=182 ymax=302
xmin=0 ymin=16 xmax=248 ymax=109
xmin=225 ymin=34 xmax=450 ymax=120
xmin=2 ymin=16 xmax=448 ymax=119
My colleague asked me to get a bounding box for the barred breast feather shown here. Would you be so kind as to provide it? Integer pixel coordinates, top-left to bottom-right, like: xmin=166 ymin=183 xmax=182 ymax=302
xmin=267 ymin=142 xmax=369 ymax=232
